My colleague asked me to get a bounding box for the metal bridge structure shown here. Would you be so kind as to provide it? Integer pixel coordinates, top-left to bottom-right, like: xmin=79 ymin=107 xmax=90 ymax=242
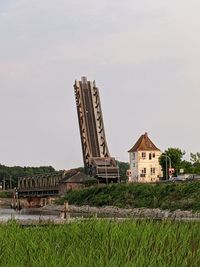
xmin=17 ymin=77 xmax=119 ymax=204
xmin=16 ymin=173 xmax=61 ymax=207
xmin=74 ymin=77 xmax=119 ymax=183
xmin=17 ymin=172 xmax=64 ymax=199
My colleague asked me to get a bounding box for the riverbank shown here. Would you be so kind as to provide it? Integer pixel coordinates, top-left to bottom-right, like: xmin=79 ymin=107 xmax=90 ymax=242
xmin=1 ymin=204 xmax=200 ymax=225
xmin=42 ymin=204 xmax=200 ymax=221
xmin=2 ymin=201 xmax=200 ymax=223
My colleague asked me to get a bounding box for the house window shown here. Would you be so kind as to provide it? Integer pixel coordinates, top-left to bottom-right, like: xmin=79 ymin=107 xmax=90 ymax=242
xmin=140 ymin=168 xmax=146 ymax=177
xmin=132 ymin=153 xmax=135 ymax=160
xmin=151 ymin=168 xmax=156 ymax=175
xmin=133 ymin=163 xmax=135 ymax=168
xmin=141 ymin=152 xmax=146 ymax=159
xmin=153 ymin=153 xmax=155 ymax=158
xmin=141 ymin=168 xmax=146 ymax=174
xmin=149 ymin=153 xmax=152 ymax=160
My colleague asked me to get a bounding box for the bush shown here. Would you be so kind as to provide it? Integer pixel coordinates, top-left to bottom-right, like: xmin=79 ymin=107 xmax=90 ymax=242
xmin=0 ymin=191 xmax=12 ymax=198
xmin=58 ymin=181 xmax=200 ymax=211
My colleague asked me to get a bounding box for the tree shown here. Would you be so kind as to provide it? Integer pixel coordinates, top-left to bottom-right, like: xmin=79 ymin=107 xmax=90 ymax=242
xmin=181 ymin=160 xmax=193 ymax=174
xmin=0 ymin=164 xmax=56 ymax=188
xmin=117 ymin=161 xmax=129 ymax=182
xmin=159 ymin=148 xmax=185 ymax=178
xmin=190 ymin=153 xmax=200 ymax=164
xmin=190 ymin=153 xmax=200 ymax=174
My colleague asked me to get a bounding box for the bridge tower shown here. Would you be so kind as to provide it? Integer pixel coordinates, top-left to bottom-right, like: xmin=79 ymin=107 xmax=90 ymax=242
xmin=74 ymin=77 xmax=119 ymax=183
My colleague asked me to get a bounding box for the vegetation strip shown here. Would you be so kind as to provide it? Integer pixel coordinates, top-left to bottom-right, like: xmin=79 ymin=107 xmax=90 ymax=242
xmin=0 ymin=220 xmax=199 ymax=267
xmin=58 ymin=181 xmax=200 ymax=211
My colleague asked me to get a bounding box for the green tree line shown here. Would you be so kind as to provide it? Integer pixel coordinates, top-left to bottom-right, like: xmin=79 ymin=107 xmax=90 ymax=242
xmin=0 ymin=164 xmax=56 ymax=189
xmin=159 ymin=148 xmax=200 ymax=178
xmin=0 ymin=161 xmax=129 ymax=190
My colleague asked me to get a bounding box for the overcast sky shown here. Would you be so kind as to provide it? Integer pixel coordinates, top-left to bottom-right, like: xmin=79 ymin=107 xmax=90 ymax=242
xmin=0 ymin=0 xmax=200 ymax=170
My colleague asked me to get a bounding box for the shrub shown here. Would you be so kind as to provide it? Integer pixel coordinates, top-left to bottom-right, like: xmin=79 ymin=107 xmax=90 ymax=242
xmin=58 ymin=181 xmax=200 ymax=211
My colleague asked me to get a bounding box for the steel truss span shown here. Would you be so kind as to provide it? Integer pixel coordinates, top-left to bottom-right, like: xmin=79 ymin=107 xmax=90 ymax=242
xmin=74 ymin=77 xmax=119 ymax=183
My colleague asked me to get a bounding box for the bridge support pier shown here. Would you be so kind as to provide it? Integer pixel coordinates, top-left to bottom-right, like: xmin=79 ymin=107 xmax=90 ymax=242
xmin=27 ymin=197 xmax=41 ymax=207
xmin=24 ymin=196 xmax=57 ymax=208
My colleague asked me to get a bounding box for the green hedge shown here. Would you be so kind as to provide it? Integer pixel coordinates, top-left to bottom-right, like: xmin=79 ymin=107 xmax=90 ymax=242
xmin=57 ymin=181 xmax=200 ymax=211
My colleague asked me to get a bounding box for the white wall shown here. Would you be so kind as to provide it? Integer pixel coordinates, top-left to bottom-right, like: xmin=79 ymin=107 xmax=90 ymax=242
xmin=129 ymin=150 xmax=162 ymax=183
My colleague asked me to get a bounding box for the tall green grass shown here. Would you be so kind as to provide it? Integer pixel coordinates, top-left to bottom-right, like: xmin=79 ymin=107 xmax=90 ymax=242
xmin=0 ymin=220 xmax=200 ymax=266
xmin=58 ymin=181 xmax=200 ymax=211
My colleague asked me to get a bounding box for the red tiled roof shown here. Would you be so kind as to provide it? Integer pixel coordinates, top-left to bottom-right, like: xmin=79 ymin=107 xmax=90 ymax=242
xmin=128 ymin=133 xmax=160 ymax=152
xmin=60 ymin=169 xmax=97 ymax=183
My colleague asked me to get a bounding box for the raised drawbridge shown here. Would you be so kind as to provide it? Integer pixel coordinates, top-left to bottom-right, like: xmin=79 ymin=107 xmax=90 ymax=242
xmin=74 ymin=77 xmax=119 ymax=183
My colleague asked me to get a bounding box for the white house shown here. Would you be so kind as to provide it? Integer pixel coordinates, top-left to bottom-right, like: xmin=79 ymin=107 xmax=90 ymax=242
xmin=128 ymin=133 xmax=162 ymax=183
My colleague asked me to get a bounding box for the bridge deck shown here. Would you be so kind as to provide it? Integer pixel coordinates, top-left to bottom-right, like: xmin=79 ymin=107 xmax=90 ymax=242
xmin=74 ymin=77 xmax=119 ymax=181
xmin=18 ymin=187 xmax=59 ymax=197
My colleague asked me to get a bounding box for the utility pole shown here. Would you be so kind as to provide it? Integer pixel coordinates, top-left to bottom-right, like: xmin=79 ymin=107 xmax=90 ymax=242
xmin=165 ymin=155 xmax=168 ymax=180
xmin=10 ymin=176 xmax=12 ymax=190
xmin=164 ymin=154 xmax=172 ymax=180
xmin=3 ymin=176 xmax=5 ymax=191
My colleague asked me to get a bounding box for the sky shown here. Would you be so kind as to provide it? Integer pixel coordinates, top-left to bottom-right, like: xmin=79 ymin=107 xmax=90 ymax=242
xmin=0 ymin=0 xmax=200 ymax=170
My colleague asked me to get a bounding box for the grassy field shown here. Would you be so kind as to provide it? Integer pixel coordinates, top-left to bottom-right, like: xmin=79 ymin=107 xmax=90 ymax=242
xmin=58 ymin=181 xmax=200 ymax=211
xmin=0 ymin=220 xmax=200 ymax=267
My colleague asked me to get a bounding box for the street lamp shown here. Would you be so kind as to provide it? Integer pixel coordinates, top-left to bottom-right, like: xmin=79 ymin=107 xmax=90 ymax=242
xmin=163 ymin=153 xmax=172 ymax=180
